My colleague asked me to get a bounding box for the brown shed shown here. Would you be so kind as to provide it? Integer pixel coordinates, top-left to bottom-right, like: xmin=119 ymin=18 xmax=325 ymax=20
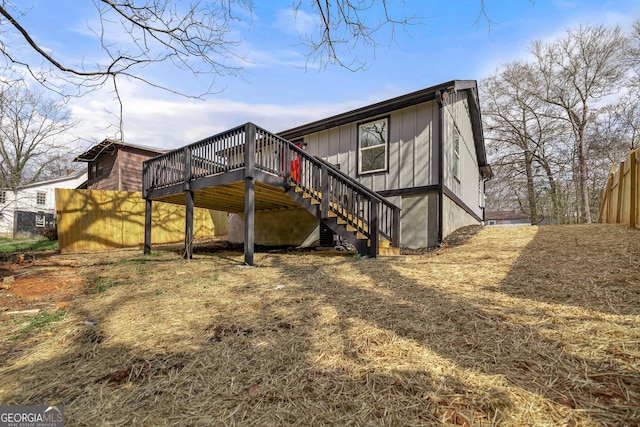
xmin=74 ymin=139 xmax=167 ymax=192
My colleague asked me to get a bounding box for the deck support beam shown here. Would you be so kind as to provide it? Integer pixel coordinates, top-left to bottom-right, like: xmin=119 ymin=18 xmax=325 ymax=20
xmin=184 ymin=190 xmax=194 ymax=259
xmin=244 ymin=178 xmax=255 ymax=265
xmin=244 ymin=123 xmax=256 ymax=266
xmin=143 ymin=198 xmax=152 ymax=254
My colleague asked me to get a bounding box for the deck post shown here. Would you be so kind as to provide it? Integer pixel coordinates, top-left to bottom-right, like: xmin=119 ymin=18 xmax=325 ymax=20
xmin=144 ymin=198 xmax=152 ymax=254
xmin=321 ymin=164 xmax=329 ymax=219
xmin=184 ymin=190 xmax=194 ymax=259
xmin=244 ymin=123 xmax=256 ymax=266
xmin=369 ymin=199 xmax=379 ymax=257
xmin=392 ymin=207 xmax=400 ymax=247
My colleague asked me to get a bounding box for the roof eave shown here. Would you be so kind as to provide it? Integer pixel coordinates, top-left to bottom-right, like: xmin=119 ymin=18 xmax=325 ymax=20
xmin=278 ymin=80 xmax=462 ymax=141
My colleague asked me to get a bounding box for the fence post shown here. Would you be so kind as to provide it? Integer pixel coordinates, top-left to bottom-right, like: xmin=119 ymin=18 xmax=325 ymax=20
xmin=631 ymin=149 xmax=637 ymax=229
xmin=616 ymin=160 xmax=626 ymax=224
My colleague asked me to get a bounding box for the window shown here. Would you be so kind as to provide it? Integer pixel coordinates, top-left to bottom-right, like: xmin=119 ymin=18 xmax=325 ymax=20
xmin=36 ymin=191 xmax=46 ymax=206
xmin=90 ymin=161 xmax=104 ymax=180
xmin=35 ymin=213 xmax=46 ymax=228
xmin=358 ymin=117 xmax=388 ymax=174
xmin=453 ymin=128 xmax=461 ymax=180
xmin=0 ymin=190 xmax=5 ymax=204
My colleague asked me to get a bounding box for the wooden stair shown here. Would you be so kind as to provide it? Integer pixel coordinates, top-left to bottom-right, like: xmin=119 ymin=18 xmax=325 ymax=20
xmin=287 ymin=185 xmax=400 ymax=257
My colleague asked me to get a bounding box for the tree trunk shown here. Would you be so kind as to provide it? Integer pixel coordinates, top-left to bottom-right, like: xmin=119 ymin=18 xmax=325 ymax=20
xmin=524 ymin=150 xmax=539 ymax=224
xmin=577 ymin=131 xmax=592 ymax=223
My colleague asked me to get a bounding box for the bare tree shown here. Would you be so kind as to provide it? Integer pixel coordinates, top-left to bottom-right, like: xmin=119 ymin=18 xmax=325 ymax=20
xmin=529 ymin=24 xmax=628 ymax=223
xmin=0 ymin=81 xmax=76 ymax=193
xmin=0 ymin=1 xmax=417 ymax=95
xmin=482 ymin=61 xmax=569 ymax=224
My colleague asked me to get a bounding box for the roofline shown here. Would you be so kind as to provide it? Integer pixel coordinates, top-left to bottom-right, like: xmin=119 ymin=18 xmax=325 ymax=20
xmin=18 ymin=169 xmax=87 ymax=190
xmin=278 ymin=80 xmax=470 ymax=140
xmin=74 ymin=139 xmax=167 ymax=162
xmin=277 ymin=79 xmax=490 ymax=169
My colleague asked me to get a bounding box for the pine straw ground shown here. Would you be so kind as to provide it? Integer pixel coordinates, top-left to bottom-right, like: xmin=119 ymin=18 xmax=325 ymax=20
xmin=1 ymin=224 xmax=639 ymax=426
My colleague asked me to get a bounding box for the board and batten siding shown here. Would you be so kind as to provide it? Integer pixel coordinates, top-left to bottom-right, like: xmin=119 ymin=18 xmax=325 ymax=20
xmin=441 ymin=90 xmax=483 ymax=220
xmin=303 ymin=101 xmax=437 ymax=193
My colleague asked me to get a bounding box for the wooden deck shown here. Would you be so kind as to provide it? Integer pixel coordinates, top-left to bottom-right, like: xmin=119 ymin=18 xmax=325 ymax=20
xmin=142 ymin=123 xmax=401 ymax=264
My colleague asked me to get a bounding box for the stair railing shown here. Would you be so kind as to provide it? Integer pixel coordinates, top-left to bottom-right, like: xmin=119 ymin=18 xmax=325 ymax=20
xmin=142 ymin=123 xmax=400 ymax=249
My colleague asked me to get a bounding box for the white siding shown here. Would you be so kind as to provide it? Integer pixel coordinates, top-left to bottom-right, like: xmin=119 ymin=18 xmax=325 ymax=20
xmin=0 ymin=171 xmax=87 ymax=237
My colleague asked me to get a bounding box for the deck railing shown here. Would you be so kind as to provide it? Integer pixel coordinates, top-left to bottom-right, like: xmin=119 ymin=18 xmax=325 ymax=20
xmin=142 ymin=122 xmax=400 ymax=249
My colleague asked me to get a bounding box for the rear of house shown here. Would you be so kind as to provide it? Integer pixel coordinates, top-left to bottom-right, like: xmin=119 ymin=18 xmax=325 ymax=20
xmin=227 ymin=80 xmax=492 ymax=249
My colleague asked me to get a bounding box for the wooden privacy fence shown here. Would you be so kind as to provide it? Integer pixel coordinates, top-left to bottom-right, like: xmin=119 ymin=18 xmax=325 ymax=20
xmin=56 ymin=189 xmax=228 ymax=252
xmin=598 ymin=148 xmax=639 ymax=228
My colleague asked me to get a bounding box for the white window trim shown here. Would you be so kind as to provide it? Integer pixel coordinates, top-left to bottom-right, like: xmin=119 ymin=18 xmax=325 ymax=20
xmin=453 ymin=128 xmax=461 ymax=181
xmin=358 ymin=117 xmax=389 ymax=175
xmin=36 ymin=191 xmax=46 ymax=206
xmin=35 ymin=213 xmax=46 ymax=227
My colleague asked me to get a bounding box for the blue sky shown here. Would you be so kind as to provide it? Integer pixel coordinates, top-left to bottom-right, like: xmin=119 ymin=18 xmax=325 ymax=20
xmin=9 ymin=0 xmax=640 ymax=151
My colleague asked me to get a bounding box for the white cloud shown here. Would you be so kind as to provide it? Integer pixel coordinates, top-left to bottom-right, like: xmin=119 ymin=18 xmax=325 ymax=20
xmin=66 ymin=80 xmax=362 ymax=151
xmin=274 ymin=8 xmax=318 ymax=36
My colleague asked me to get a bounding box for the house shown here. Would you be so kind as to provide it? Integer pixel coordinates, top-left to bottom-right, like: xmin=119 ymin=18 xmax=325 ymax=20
xmin=0 ymin=169 xmax=87 ymax=238
xmin=74 ymin=139 xmax=167 ymax=191
xmin=485 ymin=210 xmax=532 ymax=226
xmin=141 ymin=80 xmax=493 ymax=263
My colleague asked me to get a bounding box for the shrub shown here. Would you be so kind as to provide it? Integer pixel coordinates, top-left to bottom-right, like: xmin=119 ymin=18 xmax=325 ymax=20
xmin=41 ymin=225 xmax=58 ymax=241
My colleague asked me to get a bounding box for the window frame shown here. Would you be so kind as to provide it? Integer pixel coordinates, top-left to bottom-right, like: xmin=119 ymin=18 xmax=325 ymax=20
xmin=35 ymin=212 xmax=46 ymax=228
xmin=357 ymin=116 xmax=390 ymax=175
xmin=453 ymin=128 xmax=461 ymax=181
xmin=89 ymin=161 xmax=104 ymax=181
xmin=0 ymin=190 xmax=5 ymax=204
xmin=36 ymin=191 xmax=46 ymax=206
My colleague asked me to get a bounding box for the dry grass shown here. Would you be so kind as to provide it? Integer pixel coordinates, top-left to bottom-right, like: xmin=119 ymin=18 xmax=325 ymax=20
xmin=0 ymin=224 xmax=639 ymax=426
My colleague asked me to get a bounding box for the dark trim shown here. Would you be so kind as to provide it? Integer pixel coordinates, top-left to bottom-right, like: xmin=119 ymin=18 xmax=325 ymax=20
xmin=144 ymin=199 xmax=152 ymax=254
xmin=442 ymin=186 xmax=483 ymax=223
xmin=436 ymin=91 xmax=444 ymax=245
xmin=75 ymin=139 xmax=166 ymax=163
xmin=184 ymin=190 xmax=194 ymax=259
xmin=356 ymin=115 xmax=390 ymax=176
xmin=244 ymin=177 xmax=255 ymax=266
xmin=376 ymin=185 xmax=438 ymax=198
xmin=278 ymin=80 xmax=479 ymax=141
xmin=466 ymin=86 xmax=490 ymax=170
xmin=189 ymin=169 xmax=247 ymax=191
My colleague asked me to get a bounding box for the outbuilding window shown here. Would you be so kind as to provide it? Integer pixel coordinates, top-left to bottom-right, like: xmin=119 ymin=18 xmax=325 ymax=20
xmin=0 ymin=190 xmax=5 ymax=204
xmin=90 ymin=161 xmax=104 ymax=181
xmin=358 ymin=117 xmax=388 ymax=174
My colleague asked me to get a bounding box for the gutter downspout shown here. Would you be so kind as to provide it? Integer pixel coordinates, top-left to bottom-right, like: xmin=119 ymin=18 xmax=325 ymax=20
xmin=436 ymin=90 xmax=444 ymax=246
